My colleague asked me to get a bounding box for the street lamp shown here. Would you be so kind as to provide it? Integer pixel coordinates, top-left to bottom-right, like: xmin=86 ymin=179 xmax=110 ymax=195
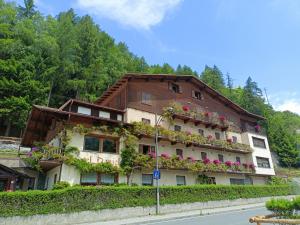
xmin=154 ymin=107 xmax=173 ymax=215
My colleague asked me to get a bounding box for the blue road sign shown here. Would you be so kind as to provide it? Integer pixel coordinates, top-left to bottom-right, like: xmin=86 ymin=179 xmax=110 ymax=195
xmin=153 ymin=169 xmax=160 ymax=180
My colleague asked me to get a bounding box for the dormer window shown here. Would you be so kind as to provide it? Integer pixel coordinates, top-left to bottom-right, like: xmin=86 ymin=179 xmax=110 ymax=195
xmin=77 ymin=106 xmax=91 ymax=115
xmin=169 ymin=82 xmax=181 ymax=93
xmin=192 ymin=90 xmax=203 ymax=100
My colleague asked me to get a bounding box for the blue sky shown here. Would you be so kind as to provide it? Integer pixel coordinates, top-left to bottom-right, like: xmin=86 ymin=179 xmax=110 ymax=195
xmin=14 ymin=0 xmax=300 ymax=114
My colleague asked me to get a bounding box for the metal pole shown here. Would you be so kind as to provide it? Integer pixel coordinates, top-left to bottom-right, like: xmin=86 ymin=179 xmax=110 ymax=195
xmin=155 ymin=113 xmax=160 ymax=215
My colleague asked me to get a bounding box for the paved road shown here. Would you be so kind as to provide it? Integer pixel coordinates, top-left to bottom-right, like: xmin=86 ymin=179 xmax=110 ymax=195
xmin=141 ymin=207 xmax=268 ymax=225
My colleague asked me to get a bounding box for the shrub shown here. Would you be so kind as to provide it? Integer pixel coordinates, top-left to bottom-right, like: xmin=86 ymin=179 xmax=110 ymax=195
xmin=52 ymin=181 xmax=71 ymax=190
xmin=266 ymin=198 xmax=294 ymax=216
xmin=0 ymin=185 xmax=293 ymax=217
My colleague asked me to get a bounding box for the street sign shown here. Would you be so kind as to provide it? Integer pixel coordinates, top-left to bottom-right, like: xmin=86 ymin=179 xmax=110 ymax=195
xmin=153 ymin=169 xmax=160 ymax=180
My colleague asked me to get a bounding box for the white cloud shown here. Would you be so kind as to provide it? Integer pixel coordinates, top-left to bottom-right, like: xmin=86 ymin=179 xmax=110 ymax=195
xmin=270 ymin=92 xmax=300 ymax=115
xmin=76 ymin=0 xmax=183 ymax=30
xmin=276 ymin=100 xmax=300 ymax=115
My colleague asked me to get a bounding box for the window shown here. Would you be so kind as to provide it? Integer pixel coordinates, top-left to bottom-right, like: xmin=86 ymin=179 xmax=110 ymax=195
xmin=84 ymin=136 xmax=99 ymax=152
xmin=99 ymin=111 xmax=110 ymax=119
xmin=201 ymin=152 xmax=207 ymax=160
xmin=142 ymin=118 xmax=151 ymax=124
xmin=232 ymin=136 xmax=238 ymax=143
xmin=102 ymin=139 xmax=117 ymax=153
xmin=142 ymin=174 xmax=153 ymax=186
xmin=252 ymin=137 xmax=266 ymax=148
xmin=256 ymin=157 xmax=270 ymax=168
xmin=78 ymin=106 xmax=91 ymax=115
xmin=236 ymin=156 xmax=241 ymax=163
xmin=81 ymin=173 xmax=97 ymax=184
xmin=198 ymin=129 xmax=204 ymax=136
xmin=197 ymin=175 xmax=216 ymax=184
xmin=140 ymin=145 xmax=155 ymax=154
xmin=218 ymin=154 xmax=224 ymax=162
xmin=230 ymin=178 xmax=245 ymax=185
xmin=215 ymin=132 xmax=221 ymax=140
xmin=176 ymin=176 xmax=186 ymax=186
xmin=169 ymin=82 xmax=181 ymax=93
xmin=174 ymin=125 xmax=181 ymax=132
xmin=176 ymin=149 xmax=183 ymax=158
xmin=142 ymin=92 xmax=152 ymax=105
xmin=192 ymin=90 xmax=203 ymax=100
xmin=117 ymin=114 xmax=122 ymax=121
xmin=100 ymin=174 xmax=115 ymax=184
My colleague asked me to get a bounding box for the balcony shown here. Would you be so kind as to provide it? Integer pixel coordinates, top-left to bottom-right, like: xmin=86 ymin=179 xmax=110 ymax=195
xmin=131 ymin=122 xmax=252 ymax=154
xmin=163 ymin=102 xmax=229 ymax=131
xmin=241 ymin=123 xmax=267 ymax=136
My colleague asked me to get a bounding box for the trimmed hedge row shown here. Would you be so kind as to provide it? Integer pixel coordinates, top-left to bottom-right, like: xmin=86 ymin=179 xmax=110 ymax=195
xmin=0 ymin=185 xmax=293 ymax=217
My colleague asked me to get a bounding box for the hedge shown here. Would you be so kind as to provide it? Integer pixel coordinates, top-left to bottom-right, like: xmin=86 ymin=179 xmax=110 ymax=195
xmin=0 ymin=185 xmax=293 ymax=217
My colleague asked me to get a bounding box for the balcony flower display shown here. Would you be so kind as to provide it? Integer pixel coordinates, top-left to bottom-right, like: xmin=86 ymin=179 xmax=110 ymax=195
xmin=185 ymin=131 xmax=192 ymax=135
xmin=213 ymin=159 xmax=221 ymax=165
xmin=187 ymin=156 xmax=195 ymax=162
xmin=148 ymin=152 xmax=156 ymax=158
xmin=242 ymin=163 xmax=248 ymax=168
xmin=219 ymin=115 xmax=226 ymax=122
xmin=182 ymin=105 xmax=190 ymax=112
xmin=161 ymin=153 xmax=170 ymax=159
xmin=203 ymin=158 xmax=211 ymax=164
xmin=226 ymin=138 xmax=232 ymax=143
xmin=249 ymin=163 xmax=255 ymax=170
xmin=254 ymin=124 xmax=261 ymax=132
xmin=207 ymin=135 xmax=213 ymax=141
xmin=225 ymin=161 xmax=233 ymax=167
xmin=204 ymin=111 xmax=211 ymax=117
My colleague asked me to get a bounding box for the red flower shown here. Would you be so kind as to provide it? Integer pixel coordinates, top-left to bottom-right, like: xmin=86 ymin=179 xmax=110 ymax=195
xmin=148 ymin=152 xmax=156 ymax=158
xmin=242 ymin=163 xmax=248 ymax=168
xmin=234 ymin=162 xmax=240 ymax=167
xmin=213 ymin=159 xmax=221 ymax=165
xmin=226 ymin=138 xmax=232 ymax=143
xmin=204 ymin=112 xmax=211 ymax=117
xmin=203 ymin=158 xmax=211 ymax=164
xmin=225 ymin=161 xmax=233 ymax=167
xmin=187 ymin=156 xmax=195 ymax=162
xmin=182 ymin=105 xmax=190 ymax=112
xmin=254 ymin=124 xmax=261 ymax=132
xmin=249 ymin=164 xmax=255 ymax=169
xmin=161 ymin=153 xmax=170 ymax=159
xmin=219 ymin=115 xmax=226 ymax=121
xmin=207 ymin=135 xmax=213 ymax=141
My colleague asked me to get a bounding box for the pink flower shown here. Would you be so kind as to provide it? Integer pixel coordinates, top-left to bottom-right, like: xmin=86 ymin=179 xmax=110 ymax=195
xmin=204 ymin=112 xmax=211 ymax=117
xmin=148 ymin=152 xmax=156 ymax=158
xmin=225 ymin=161 xmax=233 ymax=167
xmin=207 ymin=135 xmax=213 ymax=141
xmin=213 ymin=159 xmax=221 ymax=165
xmin=161 ymin=153 xmax=170 ymax=159
xmin=254 ymin=124 xmax=261 ymax=132
xmin=249 ymin=164 xmax=255 ymax=169
xmin=242 ymin=163 xmax=248 ymax=168
xmin=203 ymin=158 xmax=211 ymax=164
xmin=234 ymin=162 xmax=240 ymax=167
xmin=182 ymin=105 xmax=190 ymax=112
xmin=186 ymin=131 xmax=192 ymax=135
xmin=187 ymin=156 xmax=195 ymax=162
xmin=219 ymin=115 xmax=226 ymax=121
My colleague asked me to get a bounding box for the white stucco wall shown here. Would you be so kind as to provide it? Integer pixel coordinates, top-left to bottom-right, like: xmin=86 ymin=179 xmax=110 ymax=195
xmin=242 ymin=132 xmax=275 ymax=176
xmin=45 ymin=166 xmax=60 ymax=190
xmin=60 ymin=164 xmax=81 ymax=185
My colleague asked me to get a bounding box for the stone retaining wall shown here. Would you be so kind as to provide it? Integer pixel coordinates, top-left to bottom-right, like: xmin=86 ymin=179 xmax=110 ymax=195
xmin=0 ymin=195 xmax=295 ymax=225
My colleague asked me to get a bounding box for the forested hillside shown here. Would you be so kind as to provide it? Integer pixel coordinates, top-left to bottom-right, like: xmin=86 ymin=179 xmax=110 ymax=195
xmin=0 ymin=0 xmax=300 ymax=167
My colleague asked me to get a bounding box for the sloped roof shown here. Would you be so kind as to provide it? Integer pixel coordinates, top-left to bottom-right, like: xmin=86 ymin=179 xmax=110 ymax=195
xmin=95 ymin=73 xmax=265 ymax=120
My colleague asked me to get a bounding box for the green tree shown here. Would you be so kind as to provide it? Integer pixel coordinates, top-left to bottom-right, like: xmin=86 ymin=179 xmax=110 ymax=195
xmin=200 ymin=65 xmax=225 ymax=92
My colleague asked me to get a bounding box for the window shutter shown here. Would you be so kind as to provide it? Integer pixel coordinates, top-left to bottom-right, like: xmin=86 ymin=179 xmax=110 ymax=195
xmin=139 ymin=144 xmax=143 ymax=154
xmin=192 ymin=90 xmax=195 ymax=98
xmin=178 ymin=85 xmax=183 ymax=93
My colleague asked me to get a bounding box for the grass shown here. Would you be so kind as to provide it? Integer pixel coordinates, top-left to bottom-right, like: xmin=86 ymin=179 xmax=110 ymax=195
xmin=275 ymin=167 xmax=300 ymax=178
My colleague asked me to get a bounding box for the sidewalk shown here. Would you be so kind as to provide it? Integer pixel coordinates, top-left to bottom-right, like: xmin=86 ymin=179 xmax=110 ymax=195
xmin=76 ymin=202 xmax=265 ymax=225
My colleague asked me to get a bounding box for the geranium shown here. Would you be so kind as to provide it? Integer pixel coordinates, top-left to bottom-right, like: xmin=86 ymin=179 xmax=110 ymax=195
xmin=148 ymin=152 xmax=156 ymax=158
xmin=233 ymin=162 xmax=240 ymax=167
xmin=178 ymin=155 xmax=183 ymax=161
xmin=187 ymin=156 xmax=195 ymax=162
xmin=204 ymin=112 xmax=211 ymax=117
xmin=213 ymin=159 xmax=221 ymax=165
xmin=182 ymin=105 xmax=190 ymax=112
xmin=226 ymin=138 xmax=232 ymax=143
xmin=225 ymin=161 xmax=233 ymax=167
xmin=254 ymin=124 xmax=261 ymax=132
xmin=161 ymin=153 xmax=170 ymax=159
xmin=219 ymin=115 xmax=226 ymax=121
xmin=242 ymin=163 xmax=248 ymax=168
xmin=207 ymin=135 xmax=214 ymax=141
xmin=249 ymin=164 xmax=255 ymax=170
xmin=203 ymin=158 xmax=211 ymax=164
